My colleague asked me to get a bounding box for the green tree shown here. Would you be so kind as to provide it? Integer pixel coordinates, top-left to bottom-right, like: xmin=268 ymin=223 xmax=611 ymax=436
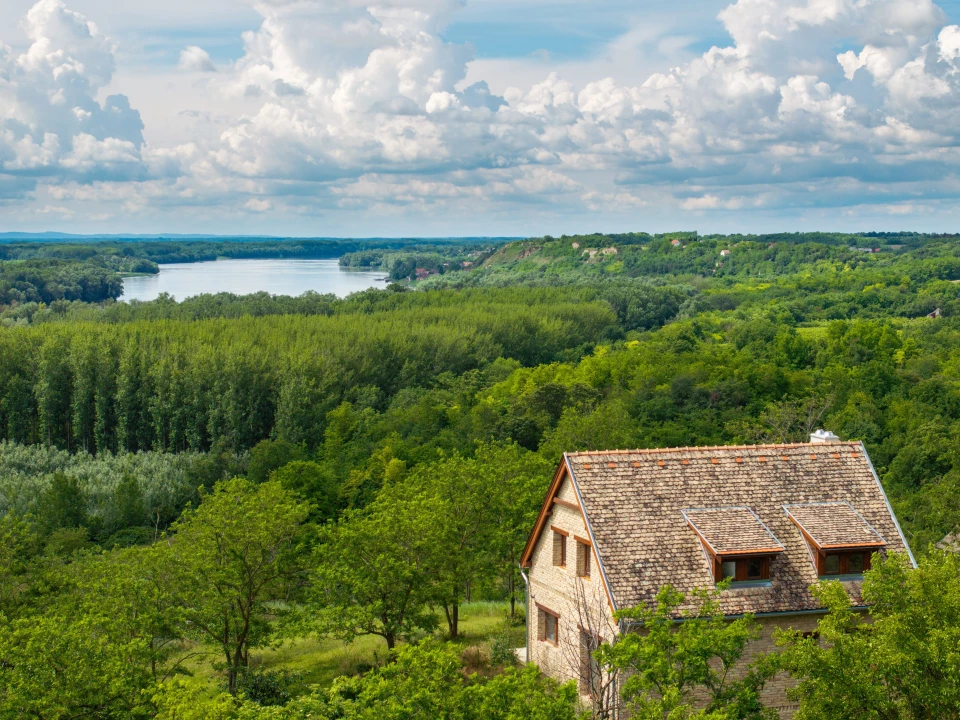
xmin=311 ymin=490 xmax=442 ymax=650
xmin=777 ymin=551 xmax=960 ymax=720
xmin=157 ymin=478 xmax=310 ymax=694
xmin=35 ymin=471 xmax=89 ymax=534
xmin=0 ymin=612 xmax=155 ymax=719
xmin=270 ymin=461 xmax=338 ymax=522
xmin=246 ymin=439 xmax=306 ymax=485
xmin=598 ymin=585 xmax=776 ymax=720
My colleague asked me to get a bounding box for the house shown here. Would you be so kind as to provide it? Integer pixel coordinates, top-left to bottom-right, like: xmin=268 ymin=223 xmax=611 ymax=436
xmin=927 ymin=307 xmax=942 ymax=319
xmin=414 ymin=268 xmax=431 ymax=280
xmin=671 ymin=239 xmax=681 ymax=246
xmin=520 ymin=431 xmax=913 ymax=718
xmin=720 ymin=249 xmax=731 ymax=256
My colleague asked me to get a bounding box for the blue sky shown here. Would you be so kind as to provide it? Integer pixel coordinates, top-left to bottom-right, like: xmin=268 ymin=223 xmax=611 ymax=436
xmin=3 ymin=0 xmax=960 ymax=236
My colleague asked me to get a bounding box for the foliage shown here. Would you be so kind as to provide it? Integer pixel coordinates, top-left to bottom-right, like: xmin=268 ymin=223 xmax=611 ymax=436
xmin=0 ymin=611 xmax=156 ymax=719
xmin=598 ymin=585 xmax=777 ymax=720
xmin=311 ymin=490 xmax=443 ymax=650
xmin=156 ymin=478 xmax=311 ymax=693
xmin=777 ymin=551 xmax=960 ymax=720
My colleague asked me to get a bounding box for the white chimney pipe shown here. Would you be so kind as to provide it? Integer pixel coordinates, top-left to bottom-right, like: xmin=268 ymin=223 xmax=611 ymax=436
xmin=809 ymin=429 xmax=840 ymax=444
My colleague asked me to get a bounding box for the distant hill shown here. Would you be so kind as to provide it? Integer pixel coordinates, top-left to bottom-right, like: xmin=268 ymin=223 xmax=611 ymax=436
xmin=0 ymin=233 xmax=522 ymax=244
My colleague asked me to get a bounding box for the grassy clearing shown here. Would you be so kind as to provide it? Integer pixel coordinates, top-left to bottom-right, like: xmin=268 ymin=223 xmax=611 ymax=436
xmin=253 ymin=601 xmax=527 ymax=690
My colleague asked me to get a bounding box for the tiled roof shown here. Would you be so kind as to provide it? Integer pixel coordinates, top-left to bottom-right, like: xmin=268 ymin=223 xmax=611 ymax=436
xmin=682 ymin=507 xmax=785 ymax=555
xmin=783 ymin=501 xmax=886 ymax=549
xmin=564 ymin=441 xmax=912 ymax=617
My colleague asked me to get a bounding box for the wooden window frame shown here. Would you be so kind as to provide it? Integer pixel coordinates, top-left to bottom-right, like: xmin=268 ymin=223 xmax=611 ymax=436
xmin=714 ymin=556 xmax=771 ymax=583
xmin=818 ymin=550 xmax=871 ymax=576
xmin=552 ymin=528 xmax=567 ymax=567
xmin=536 ymin=603 xmax=560 ymax=646
xmin=576 ymin=539 xmax=592 ymax=579
xmin=579 ymin=628 xmax=603 ymax=699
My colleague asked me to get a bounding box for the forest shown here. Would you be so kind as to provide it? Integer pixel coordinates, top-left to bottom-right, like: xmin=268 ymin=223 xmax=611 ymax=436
xmin=2 ymin=231 xmax=960 ymax=718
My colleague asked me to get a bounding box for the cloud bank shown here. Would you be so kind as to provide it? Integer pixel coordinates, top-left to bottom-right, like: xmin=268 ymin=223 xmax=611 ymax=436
xmin=5 ymin=0 xmax=960 ymax=230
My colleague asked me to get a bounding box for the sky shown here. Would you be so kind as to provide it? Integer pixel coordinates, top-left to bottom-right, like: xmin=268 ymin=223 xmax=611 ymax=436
xmin=4 ymin=0 xmax=960 ymax=236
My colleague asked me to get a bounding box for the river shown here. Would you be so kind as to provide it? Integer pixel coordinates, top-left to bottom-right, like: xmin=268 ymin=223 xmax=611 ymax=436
xmin=120 ymin=258 xmax=387 ymax=302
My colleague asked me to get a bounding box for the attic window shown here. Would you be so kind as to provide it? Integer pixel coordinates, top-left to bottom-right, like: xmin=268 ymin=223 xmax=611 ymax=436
xmin=576 ymin=538 xmax=592 ymax=578
xmin=552 ymin=527 xmax=567 ymax=567
xmin=682 ymin=506 xmax=784 ymax=586
xmin=783 ymin=502 xmax=885 ymax=578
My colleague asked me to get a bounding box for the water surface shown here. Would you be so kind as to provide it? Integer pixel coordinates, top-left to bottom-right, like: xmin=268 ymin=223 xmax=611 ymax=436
xmin=121 ymin=259 xmax=386 ymax=302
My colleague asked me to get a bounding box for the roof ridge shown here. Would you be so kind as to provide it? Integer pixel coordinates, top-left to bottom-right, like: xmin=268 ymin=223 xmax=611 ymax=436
xmin=567 ymin=441 xmax=861 ymax=457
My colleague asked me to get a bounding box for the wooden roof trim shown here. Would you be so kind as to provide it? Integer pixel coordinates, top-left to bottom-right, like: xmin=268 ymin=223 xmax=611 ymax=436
xmin=550 ymin=525 xmax=569 ymax=537
xmin=565 ymin=454 xmax=619 ymax=613
xmin=553 ymin=497 xmax=580 ymax=511
xmin=521 ymin=460 xmax=580 ymax=568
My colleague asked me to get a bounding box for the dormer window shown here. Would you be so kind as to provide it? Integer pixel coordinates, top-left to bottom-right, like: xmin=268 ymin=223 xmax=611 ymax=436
xmin=682 ymin=507 xmax=785 ymax=586
xmin=783 ymin=502 xmax=885 ymax=579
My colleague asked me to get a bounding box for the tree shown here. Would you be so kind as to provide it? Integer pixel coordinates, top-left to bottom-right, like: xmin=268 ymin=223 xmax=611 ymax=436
xmin=477 ymin=443 xmax=553 ymax=618
xmin=311 ymin=490 xmax=442 ymax=650
xmin=777 ymin=551 xmax=960 ymax=720
xmin=597 ymin=585 xmax=777 ymax=720
xmin=0 ymin=612 xmax=156 ymax=719
xmin=0 ymin=513 xmax=40 ymax=617
xmin=246 ymin=440 xmax=306 ymax=485
xmin=156 ymin=478 xmax=310 ymax=694
xmin=404 ymin=451 xmax=499 ymax=639
xmin=270 ymin=461 xmax=338 ymax=522
xmin=35 ymin=471 xmax=89 ymax=534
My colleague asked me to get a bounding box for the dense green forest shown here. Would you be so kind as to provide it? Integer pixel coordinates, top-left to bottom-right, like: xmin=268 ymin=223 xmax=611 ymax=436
xmin=2 ymin=231 xmax=960 ymax=718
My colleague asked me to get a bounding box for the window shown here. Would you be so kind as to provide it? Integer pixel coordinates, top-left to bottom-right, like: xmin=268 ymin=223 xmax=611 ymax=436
xmin=576 ymin=540 xmax=591 ymax=578
xmin=579 ymin=629 xmax=602 ymax=698
xmin=545 ymin=613 xmax=557 ymax=643
xmin=716 ymin=556 xmax=771 ymax=583
xmin=552 ymin=530 xmax=567 ymax=567
xmin=537 ymin=605 xmax=559 ymax=645
xmin=820 ymin=551 xmax=870 ymax=576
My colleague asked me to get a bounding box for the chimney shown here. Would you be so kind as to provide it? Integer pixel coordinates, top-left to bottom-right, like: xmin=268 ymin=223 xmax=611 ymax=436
xmin=809 ymin=429 xmax=840 ymax=444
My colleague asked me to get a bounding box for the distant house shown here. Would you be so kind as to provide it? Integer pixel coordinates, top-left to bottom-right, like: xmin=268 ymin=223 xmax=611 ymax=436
xmin=461 ymin=261 xmax=473 ymax=268
xmin=671 ymin=239 xmax=681 ymax=246
xmin=521 ymin=432 xmax=913 ymax=717
xmin=571 ymin=242 xmax=580 ymax=249
xmin=927 ymin=307 xmax=942 ymax=319
xmin=720 ymin=249 xmax=731 ymax=256
xmin=414 ymin=268 xmax=430 ymax=280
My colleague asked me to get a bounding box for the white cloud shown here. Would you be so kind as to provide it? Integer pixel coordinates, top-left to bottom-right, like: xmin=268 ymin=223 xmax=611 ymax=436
xmin=178 ymin=45 xmax=216 ymax=72
xmin=7 ymin=0 xmax=960 ymax=229
xmin=0 ymin=0 xmax=147 ymax=196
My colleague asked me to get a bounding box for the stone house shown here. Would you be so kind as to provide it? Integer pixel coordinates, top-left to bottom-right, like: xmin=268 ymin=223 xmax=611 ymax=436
xmin=520 ymin=432 xmax=914 ymax=718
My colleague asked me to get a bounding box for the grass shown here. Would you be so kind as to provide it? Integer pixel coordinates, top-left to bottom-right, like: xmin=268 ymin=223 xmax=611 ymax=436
xmin=253 ymin=601 xmax=527 ymax=690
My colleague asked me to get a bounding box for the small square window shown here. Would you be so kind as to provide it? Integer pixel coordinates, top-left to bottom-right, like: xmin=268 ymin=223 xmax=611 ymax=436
xmin=824 ymin=554 xmax=840 ymax=574
xmin=721 ymin=560 xmax=737 ymax=579
xmin=747 ymin=558 xmax=763 ymax=579
xmin=848 ymin=553 xmax=864 ymax=574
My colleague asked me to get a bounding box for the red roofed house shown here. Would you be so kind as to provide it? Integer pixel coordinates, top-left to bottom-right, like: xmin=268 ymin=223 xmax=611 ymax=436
xmin=520 ymin=431 xmax=914 ymax=718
